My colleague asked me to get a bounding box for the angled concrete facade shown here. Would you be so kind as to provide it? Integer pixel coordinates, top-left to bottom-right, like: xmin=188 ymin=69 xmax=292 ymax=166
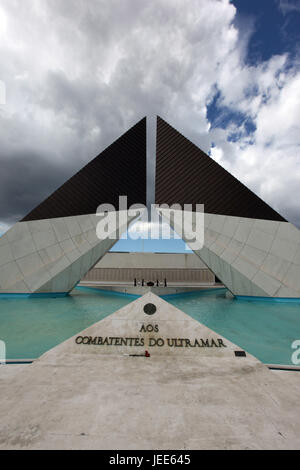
xmin=1 ymin=114 xmax=299 ymax=299
xmin=0 ymin=211 xmax=137 ymax=295
xmin=156 ymin=117 xmax=300 ymax=300
xmin=159 ymin=209 xmax=300 ymax=299
xmin=0 ymin=117 xmax=147 ymax=295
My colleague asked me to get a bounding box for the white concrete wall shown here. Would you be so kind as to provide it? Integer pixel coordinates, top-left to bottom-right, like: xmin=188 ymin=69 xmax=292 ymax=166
xmin=159 ymin=209 xmax=300 ymax=298
xmin=95 ymin=252 xmax=207 ymax=269
xmin=0 ymin=211 xmax=137 ymax=294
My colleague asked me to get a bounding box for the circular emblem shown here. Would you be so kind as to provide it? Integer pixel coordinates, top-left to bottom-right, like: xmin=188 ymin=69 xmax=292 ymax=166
xmin=143 ymin=303 xmax=157 ymax=315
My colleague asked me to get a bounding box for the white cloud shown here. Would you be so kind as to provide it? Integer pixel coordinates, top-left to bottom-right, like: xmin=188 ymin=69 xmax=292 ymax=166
xmin=125 ymin=220 xmax=180 ymax=240
xmin=210 ymin=146 xmax=223 ymax=164
xmin=277 ymin=0 xmax=300 ymax=14
xmin=0 ymin=6 xmax=7 ymax=37
xmin=0 ymin=0 xmax=299 ymax=229
xmin=210 ymin=54 xmax=300 ymax=224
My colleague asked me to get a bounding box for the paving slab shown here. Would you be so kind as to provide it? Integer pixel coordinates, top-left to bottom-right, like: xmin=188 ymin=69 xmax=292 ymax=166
xmin=0 ymin=293 xmax=299 ymax=450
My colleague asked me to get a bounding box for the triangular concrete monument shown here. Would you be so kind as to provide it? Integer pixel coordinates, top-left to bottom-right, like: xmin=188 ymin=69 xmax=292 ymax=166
xmin=38 ymin=292 xmax=256 ymax=362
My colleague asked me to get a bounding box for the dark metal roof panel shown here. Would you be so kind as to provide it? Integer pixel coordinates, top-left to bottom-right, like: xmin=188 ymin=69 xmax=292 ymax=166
xmin=22 ymin=117 xmax=147 ymax=221
xmin=155 ymin=116 xmax=286 ymax=221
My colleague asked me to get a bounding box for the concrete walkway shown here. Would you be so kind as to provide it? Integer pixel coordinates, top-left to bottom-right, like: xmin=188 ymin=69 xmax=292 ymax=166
xmin=0 ymin=293 xmax=299 ymax=450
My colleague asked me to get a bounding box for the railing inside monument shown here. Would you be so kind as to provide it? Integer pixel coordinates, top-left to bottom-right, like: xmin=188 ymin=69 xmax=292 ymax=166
xmin=82 ymin=267 xmax=215 ymax=284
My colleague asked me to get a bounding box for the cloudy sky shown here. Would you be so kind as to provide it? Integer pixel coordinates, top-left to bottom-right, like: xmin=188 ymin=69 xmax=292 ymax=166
xmin=0 ymin=0 xmax=299 ymax=247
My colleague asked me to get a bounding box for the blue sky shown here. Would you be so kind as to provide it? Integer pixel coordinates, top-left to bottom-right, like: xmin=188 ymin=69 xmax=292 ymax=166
xmin=110 ymin=220 xmax=193 ymax=253
xmin=0 ymin=0 xmax=299 ymax=253
xmin=233 ymin=0 xmax=300 ymax=64
xmin=110 ymin=234 xmax=192 ymax=254
xmin=114 ymin=0 xmax=300 ymax=253
xmin=208 ymin=0 xmax=300 ymax=139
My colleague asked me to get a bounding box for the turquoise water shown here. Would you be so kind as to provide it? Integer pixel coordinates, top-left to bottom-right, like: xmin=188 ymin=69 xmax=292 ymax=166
xmin=1 ymin=287 xmax=300 ymax=364
xmin=163 ymin=289 xmax=300 ymax=365
xmin=0 ymin=287 xmax=137 ymax=360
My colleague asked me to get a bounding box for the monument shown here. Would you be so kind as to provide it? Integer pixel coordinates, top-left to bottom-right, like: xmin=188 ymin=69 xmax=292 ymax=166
xmin=1 ymin=115 xmax=300 ymax=451
xmin=0 ymin=118 xmax=147 ymax=296
xmin=155 ymin=117 xmax=300 ymax=300
xmin=0 ymin=115 xmax=299 ymax=299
